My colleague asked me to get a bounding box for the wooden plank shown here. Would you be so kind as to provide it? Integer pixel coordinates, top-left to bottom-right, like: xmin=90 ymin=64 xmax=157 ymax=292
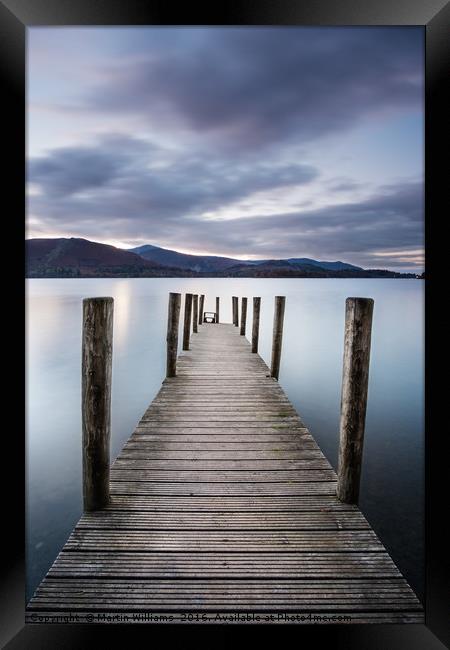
xmin=27 ymin=321 xmax=421 ymax=624
xmin=133 ymin=428 xmax=310 ymax=434
xmin=102 ymin=495 xmax=359 ymax=511
xmin=124 ymin=447 xmax=319 ymax=456
xmin=133 ymin=425 xmax=310 ymax=432
xmin=77 ymin=510 xmax=371 ymax=529
xmin=143 ymin=408 xmax=298 ymax=415
xmin=109 ymin=482 xmax=338 ymax=495
xmin=112 ymin=459 xmax=332 ymax=469
xmin=123 ymin=442 xmax=319 ymax=450
xmin=47 ymin=551 xmax=403 ymax=578
xmin=28 ymin=578 xmax=422 ymax=611
xmin=109 ymin=469 xmax=337 ymax=482
xmin=125 ymin=432 xmax=313 ymax=441
xmin=64 ymin=529 xmax=383 ymax=551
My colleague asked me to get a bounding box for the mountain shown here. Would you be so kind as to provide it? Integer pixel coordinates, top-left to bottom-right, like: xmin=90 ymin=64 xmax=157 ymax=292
xmin=25 ymin=238 xmax=195 ymax=277
xmin=286 ymin=258 xmax=363 ymax=272
xmin=25 ymin=238 xmax=416 ymax=278
xmin=129 ymin=244 xmax=240 ymax=272
xmin=216 ymin=260 xmax=413 ymax=278
xmin=130 ymin=244 xmax=363 ymax=273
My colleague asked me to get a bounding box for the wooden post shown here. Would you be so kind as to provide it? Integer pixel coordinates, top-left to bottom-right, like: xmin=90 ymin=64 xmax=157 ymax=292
xmin=182 ymin=293 xmax=193 ymax=350
xmin=216 ymin=297 xmax=220 ymax=323
xmin=199 ymin=294 xmax=205 ymax=325
xmin=232 ymin=296 xmax=236 ymax=326
xmin=240 ymin=297 xmax=247 ymax=336
xmin=233 ymin=296 xmax=239 ymax=326
xmin=270 ymin=296 xmax=286 ymax=380
xmin=337 ymin=297 xmax=374 ymax=504
xmin=82 ymin=297 xmax=113 ymax=512
xmin=166 ymin=292 xmax=181 ymax=378
xmin=252 ymin=297 xmax=261 ymax=353
xmin=192 ymin=294 xmax=198 ymax=333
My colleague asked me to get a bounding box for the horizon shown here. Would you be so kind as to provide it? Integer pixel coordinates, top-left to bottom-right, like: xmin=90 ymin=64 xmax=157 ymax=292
xmin=27 ymin=27 xmax=424 ymax=273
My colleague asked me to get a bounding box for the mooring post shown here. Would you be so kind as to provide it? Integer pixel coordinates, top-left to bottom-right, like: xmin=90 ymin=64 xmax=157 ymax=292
xmin=216 ymin=297 xmax=220 ymax=323
xmin=199 ymin=294 xmax=205 ymax=325
xmin=193 ymin=294 xmax=198 ymax=333
xmin=183 ymin=293 xmax=193 ymax=350
xmin=337 ymin=297 xmax=374 ymax=504
xmin=252 ymin=297 xmax=261 ymax=353
xmin=82 ymin=297 xmax=113 ymax=512
xmin=166 ymin=292 xmax=181 ymax=378
xmin=233 ymin=296 xmax=239 ymax=326
xmin=270 ymin=296 xmax=286 ymax=380
xmin=240 ymin=297 xmax=248 ymax=336
xmin=232 ymin=296 xmax=236 ymax=326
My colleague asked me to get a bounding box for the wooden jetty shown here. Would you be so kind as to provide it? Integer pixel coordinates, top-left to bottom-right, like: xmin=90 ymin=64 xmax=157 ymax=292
xmin=26 ymin=294 xmax=423 ymax=624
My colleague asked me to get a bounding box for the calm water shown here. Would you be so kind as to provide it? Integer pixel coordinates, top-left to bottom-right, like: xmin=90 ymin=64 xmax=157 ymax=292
xmin=26 ymin=278 xmax=424 ymax=602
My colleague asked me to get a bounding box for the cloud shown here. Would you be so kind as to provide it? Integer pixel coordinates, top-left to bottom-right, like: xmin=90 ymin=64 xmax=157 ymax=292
xmin=28 ymin=132 xmax=423 ymax=268
xmin=28 ymin=134 xmax=159 ymax=196
xmin=28 ymin=134 xmax=318 ymax=218
xmin=83 ymin=28 xmax=423 ymax=152
xmin=183 ymin=182 xmax=423 ymax=266
xmin=27 ymin=27 xmax=424 ymax=270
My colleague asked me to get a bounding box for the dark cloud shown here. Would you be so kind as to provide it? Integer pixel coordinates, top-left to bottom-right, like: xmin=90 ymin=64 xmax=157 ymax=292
xmin=28 ymin=28 xmax=424 ymax=270
xmin=29 ymin=134 xmax=159 ymax=196
xmin=176 ymin=182 xmax=423 ymax=266
xmin=327 ymin=179 xmax=363 ymax=193
xmin=204 ymin=181 xmax=423 ymax=263
xmin=29 ymin=134 xmax=318 ymax=217
xmin=28 ymin=133 xmax=423 ymax=268
xmin=30 ymin=149 xmax=121 ymax=196
xmin=86 ymin=28 xmax=423 ymax=152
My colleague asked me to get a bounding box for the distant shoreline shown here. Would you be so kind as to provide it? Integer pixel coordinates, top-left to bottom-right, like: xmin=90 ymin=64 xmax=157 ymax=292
xmin=25 ymin=238 xmax=423 ymax=279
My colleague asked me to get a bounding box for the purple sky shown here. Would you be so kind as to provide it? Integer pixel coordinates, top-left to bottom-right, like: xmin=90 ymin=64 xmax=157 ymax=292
xmin=27 ymin=27 xmax=424 ymax=271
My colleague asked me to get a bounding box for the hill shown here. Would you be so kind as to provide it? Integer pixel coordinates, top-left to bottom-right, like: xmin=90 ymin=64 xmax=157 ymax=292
xmin=129 ymin=244 xmax=241 ymax=272
xmin=26 ymin=238 xmax=195 ymax=278
xmin=215 ymin=260 xmax=414 ymax=278
xmin=286 ymin=258 xmax=362 ymax=272
xmin=25 ymin=238 xmax=416 ymax=278
xmin=130 ymin=244 xmax=364 ymax=274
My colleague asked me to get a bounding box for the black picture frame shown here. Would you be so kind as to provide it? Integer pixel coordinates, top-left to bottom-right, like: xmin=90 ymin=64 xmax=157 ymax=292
xmin=2 ymin=0 xmax=448 ymax=647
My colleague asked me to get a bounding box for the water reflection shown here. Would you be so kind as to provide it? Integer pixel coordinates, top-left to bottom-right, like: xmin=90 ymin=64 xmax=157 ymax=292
xmin=110 ymin=279 xmax=132 ymax=350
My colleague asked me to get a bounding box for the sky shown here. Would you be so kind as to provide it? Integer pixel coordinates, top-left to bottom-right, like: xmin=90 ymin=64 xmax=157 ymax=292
xmin=27 ymin=27 xmax=424 ymax=272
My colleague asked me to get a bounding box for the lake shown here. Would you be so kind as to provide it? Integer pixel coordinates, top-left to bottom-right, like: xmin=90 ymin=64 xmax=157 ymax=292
xmin=26 ymin=278 xmax=424 ymax=602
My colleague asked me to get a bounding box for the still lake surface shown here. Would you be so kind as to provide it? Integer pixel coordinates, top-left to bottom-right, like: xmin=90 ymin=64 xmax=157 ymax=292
xmin=26 ymin=278 xmax=424 ymax=602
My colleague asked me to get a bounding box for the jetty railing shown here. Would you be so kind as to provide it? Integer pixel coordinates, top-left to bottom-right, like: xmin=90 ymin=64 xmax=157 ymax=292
xmin=81 ymin=291 xmax=374 ymax=513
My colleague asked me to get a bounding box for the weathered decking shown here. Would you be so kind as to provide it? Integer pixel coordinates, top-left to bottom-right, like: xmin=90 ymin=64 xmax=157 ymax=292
xmin=26 ymin=323 xmax=423 ymax=624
